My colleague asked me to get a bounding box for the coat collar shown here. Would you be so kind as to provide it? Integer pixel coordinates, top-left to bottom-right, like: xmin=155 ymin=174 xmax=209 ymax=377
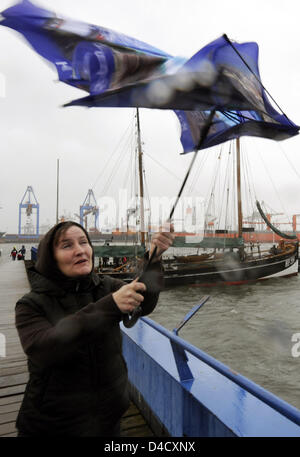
xmin=27 ymin=266 xmax=101 ymax=297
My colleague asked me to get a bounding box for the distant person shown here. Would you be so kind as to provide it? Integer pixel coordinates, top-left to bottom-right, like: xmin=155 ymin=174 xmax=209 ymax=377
xmin=113 ymin=257 xmax=121 ymax=268
xmin=270 ymin=244 xmax=278 ymax=255
xmin=15 ymin=221 xmax=174 ymax=436
xmin=18 ymin=245 xmax=26 ymax=260
xmin=10 ymin=247 xmax=17 ymax=261
xmin=102 ymin=256 xmax=109 ymax=267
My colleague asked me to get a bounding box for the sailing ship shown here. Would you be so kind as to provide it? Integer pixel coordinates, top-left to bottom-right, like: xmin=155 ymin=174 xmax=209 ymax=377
xmin=94 ymin=111 xmax=299 ymax=287
xmin=100 ymin=235 xmax=298 ymax=286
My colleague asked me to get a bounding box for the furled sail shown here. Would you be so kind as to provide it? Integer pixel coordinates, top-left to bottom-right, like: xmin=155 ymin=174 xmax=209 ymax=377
xmin=256 ymin=201 xmax=297 ymax=240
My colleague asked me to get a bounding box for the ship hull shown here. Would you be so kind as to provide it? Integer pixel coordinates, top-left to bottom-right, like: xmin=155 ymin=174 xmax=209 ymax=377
xmin=163 ymin=249 xmax=298 ymax=287
xmin=100 ymin=245 xmax=298 ymax=287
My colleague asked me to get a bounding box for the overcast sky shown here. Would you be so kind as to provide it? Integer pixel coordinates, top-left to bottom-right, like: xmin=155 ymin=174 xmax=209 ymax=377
xmin=0 ymin=0 xmax=300 ymax=233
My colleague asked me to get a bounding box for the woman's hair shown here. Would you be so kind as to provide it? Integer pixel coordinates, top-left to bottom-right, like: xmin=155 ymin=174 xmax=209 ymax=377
xmin=35 ymin=221 xmax=94 ymax=281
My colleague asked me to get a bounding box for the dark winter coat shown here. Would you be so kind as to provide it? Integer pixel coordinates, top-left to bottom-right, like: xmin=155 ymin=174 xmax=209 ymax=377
xmin=15 ymin=223 xmax=163 ymax=436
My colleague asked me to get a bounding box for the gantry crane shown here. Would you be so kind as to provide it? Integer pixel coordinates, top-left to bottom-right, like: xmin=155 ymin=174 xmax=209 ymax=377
xmin=79 ymin=189 xmax=99 ymax=231
xmin=18 ymin=186 xmax=39 ymax=237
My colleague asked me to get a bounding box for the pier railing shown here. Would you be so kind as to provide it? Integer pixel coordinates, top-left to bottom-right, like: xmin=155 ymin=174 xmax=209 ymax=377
xmin=121 ymin=315 xmax=300 ymax=437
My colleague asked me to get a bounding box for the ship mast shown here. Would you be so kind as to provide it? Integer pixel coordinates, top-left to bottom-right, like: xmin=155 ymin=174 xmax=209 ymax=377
xmin=136 ymin=108 xmax=146 ymax=247
xmin=236 ymin=138 xmax=243 ymax=238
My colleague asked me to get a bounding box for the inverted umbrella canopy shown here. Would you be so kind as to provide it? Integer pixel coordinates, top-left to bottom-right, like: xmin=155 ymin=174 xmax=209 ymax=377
xmin=0 ymin=0 xmax=277 ymax=113
xmin=1 ymin=0 xmax=298 ymax=152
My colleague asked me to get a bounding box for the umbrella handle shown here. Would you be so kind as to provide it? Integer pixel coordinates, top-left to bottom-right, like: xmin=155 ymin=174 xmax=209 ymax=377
xmin=122 ymin=245 xmax=159 ymax=328
xmin=123 ymin=306 xmax=143 ymax=328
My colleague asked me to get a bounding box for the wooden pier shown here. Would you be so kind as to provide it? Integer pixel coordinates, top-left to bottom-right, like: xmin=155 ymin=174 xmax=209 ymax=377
xmin=0 ymin=260 xmax=154 ymax=437
xmin=0 ymin=260 xmax=29 ymax=437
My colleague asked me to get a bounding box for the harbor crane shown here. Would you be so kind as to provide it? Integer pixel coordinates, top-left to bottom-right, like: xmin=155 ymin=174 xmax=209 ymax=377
xmin=18 ymin=186 xmax=39 ymax=238
xmin=79 ymin=189 xmax=99 ymax=232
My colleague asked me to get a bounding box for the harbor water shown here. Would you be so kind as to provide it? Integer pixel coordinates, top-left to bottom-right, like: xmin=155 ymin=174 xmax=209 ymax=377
xmin=153 ymin=276 xmax=300 ymax=411
xmin=1 ymin=242 xmax=299 ymax=411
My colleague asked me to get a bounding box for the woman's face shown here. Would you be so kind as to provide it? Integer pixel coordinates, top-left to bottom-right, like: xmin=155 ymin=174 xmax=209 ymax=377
xmin=54 ymin=225 xmax=93 ymax=278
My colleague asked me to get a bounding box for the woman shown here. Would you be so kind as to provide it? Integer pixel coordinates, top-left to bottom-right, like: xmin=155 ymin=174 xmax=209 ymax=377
xmin=15 ymin=221 xmax=174 ymax=437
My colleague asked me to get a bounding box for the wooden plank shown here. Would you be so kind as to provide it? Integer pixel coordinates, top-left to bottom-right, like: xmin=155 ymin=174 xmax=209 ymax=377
xmin=0 ymin=402 xmax=21 ymax=414
xmin=5 ymin=340 xmax=24 ymax=345
xmin=0 ymin=356 xmax=27 ymax=364
xmin=121 ymin=413 xmax=147 ymax=430
xmin=1 ymin=431 xmax=18 ymax=437
xmin=0 ymin=421 xmax=17 ymax=436
xmin=0 ymin=394 xmax=24 ymax=407
xmin=3 ymin=329 xmax=21 ymax=334
xmin=0 ymin=373 xmax=28 ymax=388
xmin=0 ymin=365 xmax=28 ymax=377
xmin=0 ymin=411 xmax=18 ymax=425
xmin=122 ymin=424 xmax=154 ymax=437
xmin=0 ymin=384 xmax=26 ymax=397
xmin=120 ymin=401 xmax=154 ymax=437
xmin=122 ymin=402 xmax=140 ymax=417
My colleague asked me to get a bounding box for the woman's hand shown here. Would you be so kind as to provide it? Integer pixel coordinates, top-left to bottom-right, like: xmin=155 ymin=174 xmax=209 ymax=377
xmin=112 ymin=279 xmax=146 ymax=314
xmin=149 ymin=223 xmax=175 ymax=262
